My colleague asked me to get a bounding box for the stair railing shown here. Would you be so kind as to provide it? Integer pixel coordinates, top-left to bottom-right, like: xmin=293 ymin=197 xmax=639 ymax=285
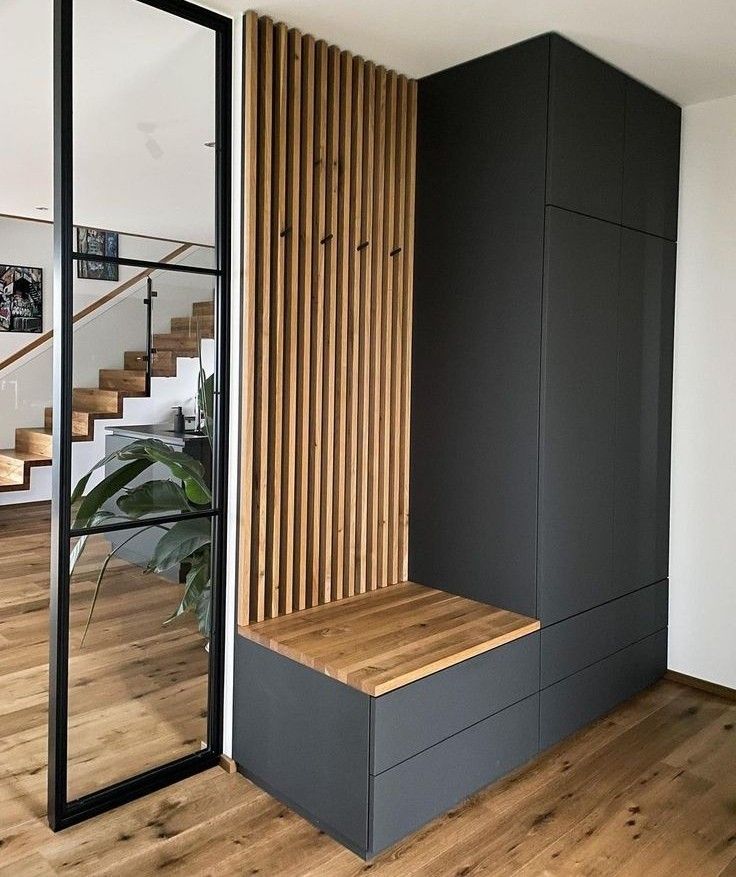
xmin=143 ymin=277 xmax=157 ymax=396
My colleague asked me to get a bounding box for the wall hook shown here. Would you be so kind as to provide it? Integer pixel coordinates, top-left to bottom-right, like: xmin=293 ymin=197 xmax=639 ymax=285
xmin=321 ymin=233 xmax=334 ymax=245
xmin=357 ymin=240 xmax=369 ymax=251
xmin=390 ymin=246 xmax=402 ymax=257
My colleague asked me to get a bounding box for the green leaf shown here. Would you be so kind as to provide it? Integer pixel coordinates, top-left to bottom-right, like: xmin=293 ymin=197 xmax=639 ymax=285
xmin=73 ymin=459 xmax=152 ymax=530
xmin=165 ymin=554 xmax=210 ymax=625
xmin=147 ymin=518 xmax=211 ymax=573
xmin=143 ymin=442 xmax=211 ymax=506
xmin=71 ymin=440 xmax=153 ymax=505
xmin=196 ymin=586 xmax=212 ymax=637
xmin=117 ymin=480 xmax=193 ymax=518
xmin=182 ymin=477 xmax=210 ymax=506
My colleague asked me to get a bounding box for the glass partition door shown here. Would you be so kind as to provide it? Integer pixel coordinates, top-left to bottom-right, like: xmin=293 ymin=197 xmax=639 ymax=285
xmin=49 ymin=0 xmax=231 ymax=830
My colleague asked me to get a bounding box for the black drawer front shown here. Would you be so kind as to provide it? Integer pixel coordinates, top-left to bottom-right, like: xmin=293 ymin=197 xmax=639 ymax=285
xmin=541 ymin=580 xmax=668 ymax=688
xmin=369 ymin=694 xmax=539 ymax=856
xmin=233 ymin=637 xmax=370 ymax=854
xmin=371 ymin=633 xmax=539 ymax=774
xmin=540 ymin=628 xmax=667 ymax=750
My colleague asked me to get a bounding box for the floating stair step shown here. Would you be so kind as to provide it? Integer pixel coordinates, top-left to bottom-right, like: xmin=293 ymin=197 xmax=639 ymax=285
xmin=99 ymin=369 xmax=148 ymax=394
xmin=152 ymin=333 xmax=200 ymax=355
xmin=170 ymin=316 xmax=214 ymax=338
xmin=192 ymin=300 xmax=214 ymax=317
xmin=45 ymin=407 xmax=92 ymax=438
xmin=0 ymin=449 xmax=50 ymax=484
xmin=123 ymin=350 xmax=177 ymax=377
xmin=15 ymin=427 xmax=53 ymax=457
xmin=72 ymin=387 xmax=122 ymax=414
xmin=0 ymin=473 xmax=27 ymax=492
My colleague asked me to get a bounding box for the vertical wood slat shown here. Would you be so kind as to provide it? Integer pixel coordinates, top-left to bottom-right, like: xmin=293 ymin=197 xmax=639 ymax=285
xmin=332 ymin=51 xmax=352 ymax=600
xmin=266 ymin=22 xmax=288 ymax=618
xmin=319 ymin=45 xmax=341 ymax=605
xmin=377 ymin=71 xmax=397 ymax=588
xmin=356 ymin=62 xmax=376 ymax=594
xmin=250 ymin=16 xmax=273 ymax=623
xmin=399 ymin=80 xmax=418 ymax=581
xmin=389 ymin=76 xmax=408 ymax=585
xmin=295 ymin=35 xmax=315 ymax=611
xmin=344 ymin=57 xmax=364 ymax=597
xmin=308 ymin=40 xmax=327 ymax=607
xmin=367 ymin=66 xmax=387 ymax=593
xmin=239 ymin=14 xmax=417 ymax=623
xmin=279 ymin=27 xmax=302 ymax=615
xmin=237 ymin=10 xmax=258 ymax=627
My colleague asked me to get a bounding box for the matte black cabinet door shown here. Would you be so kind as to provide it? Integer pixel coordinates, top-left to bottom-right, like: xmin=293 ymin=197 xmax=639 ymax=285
xmin=538 ymin=208 xmax=620 ymax=624
xmin=410 ymin=37 xmax=549 ymax=617
xmin=614 ymin=230 xmax=676 ymax=595
xmin=547 ymin=35 xmax=626 ymax=224
xmin=622 ymin=80 xmax=681 ymax=240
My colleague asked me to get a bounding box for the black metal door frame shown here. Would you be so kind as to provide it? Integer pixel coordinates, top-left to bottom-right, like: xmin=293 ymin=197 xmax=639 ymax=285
xmin=48 ymin=0 xmax=232 ymax=831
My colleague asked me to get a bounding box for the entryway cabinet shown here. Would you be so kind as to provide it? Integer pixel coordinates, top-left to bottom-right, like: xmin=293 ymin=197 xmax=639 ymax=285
xmin=547 ymin=35 xmax=681 ymax=239
xmin=411 ymin=32 xmax=680 ymax=750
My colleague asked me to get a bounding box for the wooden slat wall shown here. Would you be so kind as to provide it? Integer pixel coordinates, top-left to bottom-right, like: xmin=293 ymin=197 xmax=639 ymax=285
xmin=239 ymin=11 xmax=417 ymax=625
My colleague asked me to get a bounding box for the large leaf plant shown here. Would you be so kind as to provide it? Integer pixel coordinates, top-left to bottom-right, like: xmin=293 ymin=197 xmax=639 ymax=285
xmin=72 ymin=367 xmax=215 ymax=646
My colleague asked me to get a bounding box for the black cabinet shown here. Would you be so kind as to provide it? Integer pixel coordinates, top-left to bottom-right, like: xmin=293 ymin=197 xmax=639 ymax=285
xmin=622 ymin=80 xmax=681 ymax=240
xmin=547 ymin=35 xmax=626 ymax=224
xmin=411 ymin=33 xmax=679 ymax=763
xmin=409 ymin=36 xmax=549 ymax=618
xmin=538 ymin=208 xmax=620 ymax=624
xmin=614 ymin=230 xmax=677 ymax=594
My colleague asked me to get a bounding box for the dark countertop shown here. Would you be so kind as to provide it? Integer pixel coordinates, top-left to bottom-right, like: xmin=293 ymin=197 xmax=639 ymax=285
xmin=105 ymin=423 xmax=208 ymax=446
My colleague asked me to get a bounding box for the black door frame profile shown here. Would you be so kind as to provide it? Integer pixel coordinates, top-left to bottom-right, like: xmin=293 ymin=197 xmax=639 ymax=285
xmin=48 ymin=0 xmax=232 ymax=831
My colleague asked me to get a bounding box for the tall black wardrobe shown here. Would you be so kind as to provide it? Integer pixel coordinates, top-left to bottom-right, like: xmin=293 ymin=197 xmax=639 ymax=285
xmin=410 ymin=34 xmax=680 ymax=748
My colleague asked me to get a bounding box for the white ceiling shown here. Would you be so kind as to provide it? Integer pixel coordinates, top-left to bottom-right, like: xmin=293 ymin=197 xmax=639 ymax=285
xmin=3 ymin=0 xmax=736 ymax=237
xmin=213 ymin=0 xmax=736 ymax=106
xmin=1 ymin=0 xmax=215 ymax=243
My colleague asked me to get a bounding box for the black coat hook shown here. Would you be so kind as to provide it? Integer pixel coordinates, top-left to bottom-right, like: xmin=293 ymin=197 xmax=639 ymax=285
xmin=390 ymin=246 xmax=402 ymax=257
xmin=321 ymin=232 xmax=334 ymax=245
xmin=357 ymin=240 xmax=369 ymax=252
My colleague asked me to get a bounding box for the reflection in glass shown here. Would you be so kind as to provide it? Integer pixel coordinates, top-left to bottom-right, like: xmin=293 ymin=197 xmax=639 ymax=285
xmin=67 ymin=520 xmax=212 ymax=800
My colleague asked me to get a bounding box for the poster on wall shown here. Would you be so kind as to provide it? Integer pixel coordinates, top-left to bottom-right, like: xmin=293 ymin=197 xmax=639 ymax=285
xmin=0 ymin=266 xmax=43 ymax=333
xmin=76 ymin=227 xmax=119 ymax=281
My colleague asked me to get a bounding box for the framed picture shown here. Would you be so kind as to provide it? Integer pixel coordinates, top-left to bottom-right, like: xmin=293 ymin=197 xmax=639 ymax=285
xmin=76 ymin=227 xmax=119 ymax=281
xmin=0 ymin=266 xmax=43 ymax=333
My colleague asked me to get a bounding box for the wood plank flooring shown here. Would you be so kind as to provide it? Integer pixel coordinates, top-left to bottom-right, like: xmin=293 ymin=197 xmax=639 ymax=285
xmin=2 ymin=503 xmax=736 ymax=875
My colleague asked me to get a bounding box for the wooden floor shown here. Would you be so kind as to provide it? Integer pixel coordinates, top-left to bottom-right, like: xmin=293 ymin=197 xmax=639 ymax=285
xmin=3 ymin=505 xmax=736 ymax=875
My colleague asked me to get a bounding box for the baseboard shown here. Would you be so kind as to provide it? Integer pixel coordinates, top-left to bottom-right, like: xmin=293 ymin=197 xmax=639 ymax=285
xmin=665 ymin=670 xmax=736 ymax=702
xmin=219 ymin=754 xmax=238 ymax=774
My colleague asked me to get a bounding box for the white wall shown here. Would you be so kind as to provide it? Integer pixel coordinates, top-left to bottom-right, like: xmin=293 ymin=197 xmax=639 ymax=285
xmin=0 ymin=218 xmax=53 ymax=358
xmin=669 ymin=93 xmax=736 ymax=689
xmin=0 ymin=215 xmax=193 ymax=362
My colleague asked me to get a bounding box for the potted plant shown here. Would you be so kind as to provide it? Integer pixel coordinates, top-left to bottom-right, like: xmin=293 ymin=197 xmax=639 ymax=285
xmin=71 ymin=369 xmax=215 ymax=645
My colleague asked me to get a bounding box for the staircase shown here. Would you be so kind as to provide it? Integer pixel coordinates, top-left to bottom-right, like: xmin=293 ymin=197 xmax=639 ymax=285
xmin=0 ymin=300 xmax=214 ymax=493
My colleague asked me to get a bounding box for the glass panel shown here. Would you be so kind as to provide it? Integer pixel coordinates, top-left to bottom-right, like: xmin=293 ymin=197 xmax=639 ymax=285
xmin=68 ymin=266 xmax=216 ymax=522
xmin=66 ymin=516 xmax=213 ymax=800
xmin=55 ymin=0 xmax=224 ymax=815
xmin=73 ymin=0 xmax=216 ymax=247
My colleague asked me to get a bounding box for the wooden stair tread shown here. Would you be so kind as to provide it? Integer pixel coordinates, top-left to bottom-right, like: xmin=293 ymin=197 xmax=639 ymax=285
xmin=239 ymin=582 xmax=541 ymax=696
xmin=16 ymin=427 xmax=53 ymax=437
xmin=0 ymin=448 xmax=51 ymax=463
